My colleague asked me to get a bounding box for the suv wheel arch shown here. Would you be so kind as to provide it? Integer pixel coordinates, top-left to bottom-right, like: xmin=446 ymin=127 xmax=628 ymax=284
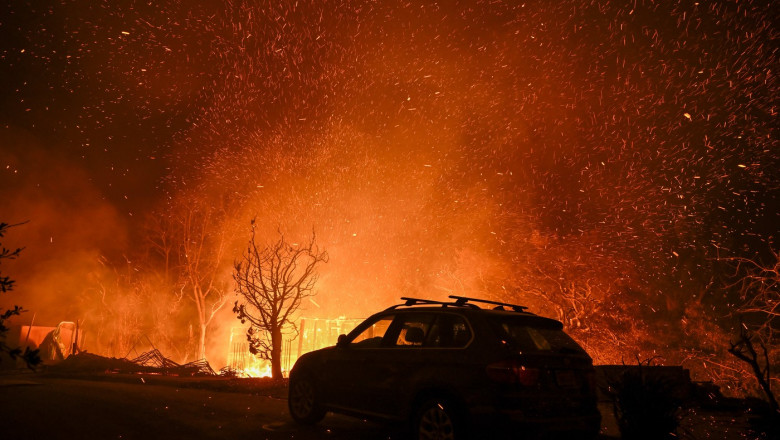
xmin=288 ymin=370 xmax=327 ymax=425
xmin=411 ymin=391 xmax=467 ymax=440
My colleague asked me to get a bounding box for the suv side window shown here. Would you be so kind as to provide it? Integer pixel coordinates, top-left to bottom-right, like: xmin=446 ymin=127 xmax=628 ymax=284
xmin=350 ymin=315 xmax=394 ymax=348
xmin=392 ymin=314 xmax=436 ymax=347
xmin=426 ymin=314 xmax=472 ymax=348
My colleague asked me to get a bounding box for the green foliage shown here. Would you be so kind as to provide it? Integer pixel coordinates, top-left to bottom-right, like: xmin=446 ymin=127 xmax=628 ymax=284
xmin=0 ymin=221 xmax=41 ymax=369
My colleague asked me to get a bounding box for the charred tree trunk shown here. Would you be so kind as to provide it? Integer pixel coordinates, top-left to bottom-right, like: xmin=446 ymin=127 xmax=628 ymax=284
xmin=198 ymin=323 xmax=207 ymax=360
xmin=271 ymin=326 xmax=283 ymax=380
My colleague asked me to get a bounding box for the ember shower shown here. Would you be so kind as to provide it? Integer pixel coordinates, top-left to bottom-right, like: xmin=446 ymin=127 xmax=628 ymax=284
xmin=1 ymin=1 xmax=777 ymax=389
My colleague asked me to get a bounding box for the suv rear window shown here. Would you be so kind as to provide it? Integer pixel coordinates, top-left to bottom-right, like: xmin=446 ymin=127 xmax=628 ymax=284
xmin=488 ymin=316 xmax=586 ymax=354
xmin=426 ymin=314 xmax=472 ymax=348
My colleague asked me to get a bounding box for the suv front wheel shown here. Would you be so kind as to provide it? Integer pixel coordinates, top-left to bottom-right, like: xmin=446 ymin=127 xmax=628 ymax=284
xmin=414 ymin=398 xmax=461 ymax=440
xmin=288 ymin=373 xmax=326 ymax=425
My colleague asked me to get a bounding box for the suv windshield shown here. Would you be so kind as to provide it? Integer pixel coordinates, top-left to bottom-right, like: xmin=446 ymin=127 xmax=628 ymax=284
xmin=488 ymin=316 xmax=586 ymax=354
xmin=351 ymin=316 xmax=394 ymax=347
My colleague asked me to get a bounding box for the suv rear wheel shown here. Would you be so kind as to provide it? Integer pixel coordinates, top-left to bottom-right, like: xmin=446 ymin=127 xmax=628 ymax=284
xmin=414 ymin=398 xmax=460 ymax=440
xmin=288 ymin=373 xmax=326 ymax=424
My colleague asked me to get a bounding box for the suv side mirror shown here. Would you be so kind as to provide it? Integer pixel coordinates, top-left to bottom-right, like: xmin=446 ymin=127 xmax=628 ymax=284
xmin=337 ymin=334 xmax=349 ymax=348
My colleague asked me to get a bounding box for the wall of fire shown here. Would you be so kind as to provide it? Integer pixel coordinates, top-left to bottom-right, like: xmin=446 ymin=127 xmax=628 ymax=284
xmin=226 ymin=317 xmax=363 ymax=376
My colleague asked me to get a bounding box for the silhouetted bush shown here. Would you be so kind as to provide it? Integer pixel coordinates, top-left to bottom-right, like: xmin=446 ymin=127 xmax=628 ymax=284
xmin=1 ymin=221 xmax=41 ymax=369
xmin=608 ymin=362 xmax=681 ymax=440
xmin=742 ymin=397 xmax=779 ymax=440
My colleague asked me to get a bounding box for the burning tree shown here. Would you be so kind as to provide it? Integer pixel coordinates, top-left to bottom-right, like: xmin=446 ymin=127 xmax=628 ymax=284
xmin=233 ymin=223 xmax=328 ymax=379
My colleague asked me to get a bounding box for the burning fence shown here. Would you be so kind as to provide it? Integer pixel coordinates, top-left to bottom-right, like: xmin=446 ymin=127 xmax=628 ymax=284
xmin=227 ymin=316 xmax=363 ymax=377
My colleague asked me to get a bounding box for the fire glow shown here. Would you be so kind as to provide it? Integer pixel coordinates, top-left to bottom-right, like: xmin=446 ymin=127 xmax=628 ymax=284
xmin=0 ymin=0 xmax=776 ymax=398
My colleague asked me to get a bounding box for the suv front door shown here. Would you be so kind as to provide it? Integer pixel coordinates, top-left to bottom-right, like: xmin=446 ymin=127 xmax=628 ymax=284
xmin=355 ymin=313 xmax=437 ymax=417
xmin=323 ymin=314 xmax=394 ymax=412
xmin=325 ymin=313 xmax=437 ymax=418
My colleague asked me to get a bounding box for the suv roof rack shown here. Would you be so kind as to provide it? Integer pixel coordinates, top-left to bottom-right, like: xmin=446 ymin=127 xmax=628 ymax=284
xmin=386 ymin=296 xmax=529 ymax=313
xmin=449 ymin=295 xmax=528 ymax=312
xmin=389 ymin=297 xmax=480 ymax=309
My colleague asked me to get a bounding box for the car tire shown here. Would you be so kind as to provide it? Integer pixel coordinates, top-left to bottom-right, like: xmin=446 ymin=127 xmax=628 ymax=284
xmin=414 ymin=398 xmax=461 ymax=440
xmin=288 ymin=373 xmax=326 ymax=425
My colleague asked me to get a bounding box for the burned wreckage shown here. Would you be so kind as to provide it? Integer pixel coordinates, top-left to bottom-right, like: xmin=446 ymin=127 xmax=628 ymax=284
xmin=2 ymin=320 xmax=217 ymax=376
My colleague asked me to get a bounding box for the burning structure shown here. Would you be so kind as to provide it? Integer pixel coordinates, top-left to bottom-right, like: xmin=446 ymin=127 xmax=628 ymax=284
xmin=2 ymin=321 xmax=84 ymax=367
xmin=227 ymin=317 xmax=363 ymax=377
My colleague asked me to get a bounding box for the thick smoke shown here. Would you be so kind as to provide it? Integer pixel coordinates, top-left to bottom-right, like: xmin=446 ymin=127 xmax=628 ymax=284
xmin=0 ymin=128 xmax=128 ymax=326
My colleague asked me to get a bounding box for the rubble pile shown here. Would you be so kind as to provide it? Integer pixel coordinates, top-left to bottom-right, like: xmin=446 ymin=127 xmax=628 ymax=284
xmin=131 ymin=349 xmax=180 ymax=370
xmin=49 ymin=352 xmax=138 ymax=374
xmin=50 ymin=350 xmax=219 ymax=377
xmin=180 ymin=358 xmax=216 ymax=376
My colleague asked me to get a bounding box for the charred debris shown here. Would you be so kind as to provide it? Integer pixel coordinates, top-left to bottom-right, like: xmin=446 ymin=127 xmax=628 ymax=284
xmin=48 ymin=349 xmax=224 ymax=377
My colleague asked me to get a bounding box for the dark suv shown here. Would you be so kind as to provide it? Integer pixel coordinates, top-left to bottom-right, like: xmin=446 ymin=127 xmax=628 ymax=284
xmin=288 ymin=296 xmax=601 ymax=439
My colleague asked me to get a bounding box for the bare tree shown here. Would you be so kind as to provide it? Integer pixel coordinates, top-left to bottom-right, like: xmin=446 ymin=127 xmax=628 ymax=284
xmin=715 ymin=244 xmax=780 ymax=400
xmin=85 ymin=256 xmax=146 ymax=358
xmin=145 ymin=213 xmax=177 ymax=285
xmin=233 ymin=223 xmax=328 ymax=379
xmin=84 ymin=254 xmax=190 ymax=361
xmin=142 ymin=213 xmax=193 ymax=362
xmin=728 ymin=327 xmax=778 ymax=412
xmin=176 ymin=204 xmax=233 ymax=361
xmin=722 ymin=245 xmax=779 ymax=339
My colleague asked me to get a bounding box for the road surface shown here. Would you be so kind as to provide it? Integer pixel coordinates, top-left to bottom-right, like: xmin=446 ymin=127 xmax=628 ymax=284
xmin=1 ymin=373 xmax=753 ymax=439
xmin=0 ymin=374 xmax=404 ymax=440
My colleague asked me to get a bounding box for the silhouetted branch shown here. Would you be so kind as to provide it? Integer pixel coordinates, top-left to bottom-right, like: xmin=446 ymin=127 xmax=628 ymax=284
xmin=728 ymin=327 xmax=778 ymax=411
xmin=233 ymin=222 xmax=327 ymax=379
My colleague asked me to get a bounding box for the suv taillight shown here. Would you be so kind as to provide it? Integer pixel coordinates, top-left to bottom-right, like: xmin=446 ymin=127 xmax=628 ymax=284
xmin=486 ymin=360 xmax=540 ymax=386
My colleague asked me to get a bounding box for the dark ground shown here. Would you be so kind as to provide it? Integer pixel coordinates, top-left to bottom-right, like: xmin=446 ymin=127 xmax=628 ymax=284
xmin=0 ymin=372 xmax=402 ymax=440
xmin=0 ymin=370 xmax=757 ymax=439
